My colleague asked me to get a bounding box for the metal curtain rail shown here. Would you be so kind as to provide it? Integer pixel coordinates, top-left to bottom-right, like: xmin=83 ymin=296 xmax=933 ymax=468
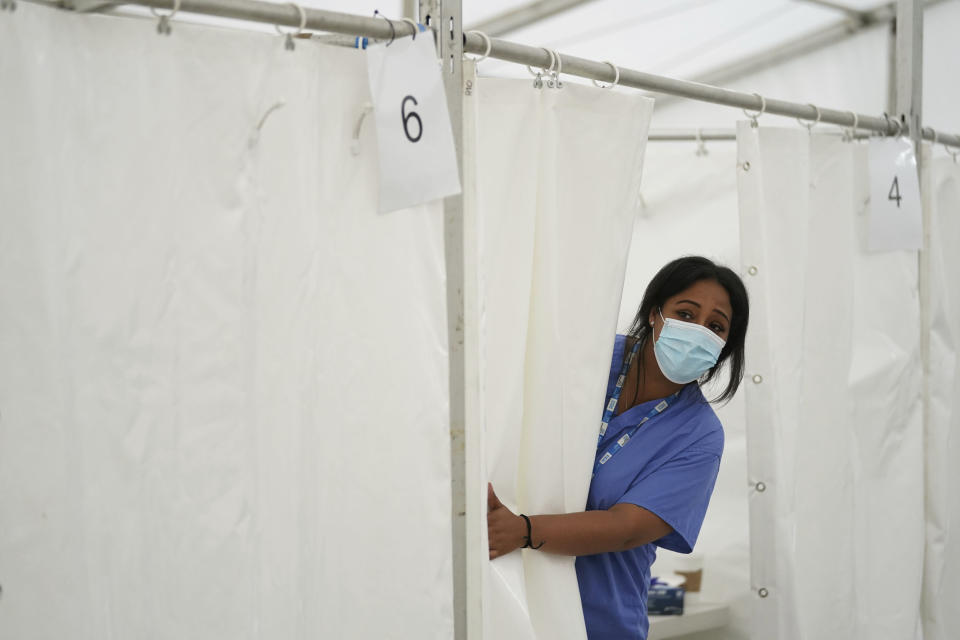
xmin=462 ymin=32 xmax=960 ymax=148
xmin=33 ymin=0 xmax=960 ymax=148
xmin=646 ymin=128 xmax=878 ymax=142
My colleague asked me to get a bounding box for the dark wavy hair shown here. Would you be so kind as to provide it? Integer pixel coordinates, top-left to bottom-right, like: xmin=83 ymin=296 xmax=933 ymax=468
xmin=624 ymin=256 xmax=750 ymax=404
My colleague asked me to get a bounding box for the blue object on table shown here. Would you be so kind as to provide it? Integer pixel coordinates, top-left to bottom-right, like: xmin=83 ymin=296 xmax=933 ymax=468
xmin=647 ymin=583 xmax=685 ymax=616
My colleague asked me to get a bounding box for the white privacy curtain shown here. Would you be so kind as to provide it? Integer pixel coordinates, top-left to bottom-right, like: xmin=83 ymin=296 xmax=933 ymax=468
xmin=0 ymin=6 xmax=452 ymax=639
xmin=736 ymin=124 xmax=925 ymax=640
xmin=921 ymin=155 xmax=960 ymax=640
xmin=463 ymin=66 xmax=653 ymax=639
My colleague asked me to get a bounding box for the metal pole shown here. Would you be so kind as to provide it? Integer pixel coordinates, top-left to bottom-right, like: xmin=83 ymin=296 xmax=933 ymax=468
xmin=646 ymin=128 xmax=873 ymax=142
xmin=39 ymin=0 xmax=960 ymax=148
xmin=417 ymin=2 xmax=479 ymax=639
xmin=896 ymin=0 xmax=924 ymax=145
xmin=896 ymin=1 xmax=931 ymax=554
xmin=460 ymin=32 xmax=960 ymax=147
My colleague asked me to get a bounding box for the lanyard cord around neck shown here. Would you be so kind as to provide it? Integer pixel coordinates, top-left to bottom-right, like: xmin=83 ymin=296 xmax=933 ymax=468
xmin=594 ymin=339 xmax=680 ymax=476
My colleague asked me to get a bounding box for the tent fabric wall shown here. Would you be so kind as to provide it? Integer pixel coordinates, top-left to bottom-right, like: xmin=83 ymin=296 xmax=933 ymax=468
xmin=736 ymin=124 xmax=925 ymax=640
xmin=465 ymin=69 xmax=653 ymax=639
xmin=0 ymin=6 xmax=452 ymax=639
xmin=921 ymin=156 xmax=960 ymax=640
xmin=619 ymin=142 xmax=750 ymax=640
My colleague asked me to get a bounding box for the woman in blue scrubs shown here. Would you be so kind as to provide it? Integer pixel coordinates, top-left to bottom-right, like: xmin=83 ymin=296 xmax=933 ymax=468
xmin=487 ymin=256 xmax=749 ymax=640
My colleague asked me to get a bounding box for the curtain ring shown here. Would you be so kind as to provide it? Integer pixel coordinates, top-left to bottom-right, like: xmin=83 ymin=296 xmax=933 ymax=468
xmin=797 ymin=103 xmax=821 ymax=131
xmin=940 ymin=131 xmax=960 ymax=163
xmin=400 ymin=17 xmax=419 ymax=39
xmin=742 ymin=93 xmax=765 ymax=128
xmin=527 ymin=48 xmax=555 ymax=89
xmin=464 ymin=30 xmax=492 ymax=62
xmin=695 ymin=128 xmax=708 ymax=157
xmin=843 ymin=110 xmax=859 ymax=141
xmin=882 ymin=112 xmax=902 ymax=137
xmin=275 ymin=2 xmax=306 ymax=50
xmin=592 ymin=60 xmax=620 ymax=89
xmin=373 ymin=10 xmax=396 ymax=46
xmin=548 ymin=48 xmax=563 ymax=89
xmin=150 ymin=0 xmax=181 ymax=35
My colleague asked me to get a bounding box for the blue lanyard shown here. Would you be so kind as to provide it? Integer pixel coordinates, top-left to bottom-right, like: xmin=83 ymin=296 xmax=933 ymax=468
xmin=594 ymin=340 xmax=679 ymax=476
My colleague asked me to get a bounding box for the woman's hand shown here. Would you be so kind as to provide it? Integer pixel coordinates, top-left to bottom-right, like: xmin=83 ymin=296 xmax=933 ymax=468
xmin=487 ymin=483 xmax=526 ymax=560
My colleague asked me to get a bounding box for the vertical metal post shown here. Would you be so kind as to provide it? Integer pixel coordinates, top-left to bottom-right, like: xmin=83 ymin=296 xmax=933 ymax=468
xmin=886 ymin=17 xmax=898 ymax=115
xmin=896 ymin=1 xmax=931 ymax=551
xmin=895 ymin=0 xmax=923 ymax=145
xmin=418 ymin=1 xmax=478 ymax=639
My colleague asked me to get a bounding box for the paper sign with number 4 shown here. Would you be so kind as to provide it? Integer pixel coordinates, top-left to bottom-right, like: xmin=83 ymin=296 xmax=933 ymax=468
xmin=365 ymin=30 xmax=461 ymax=214
xmin=867 ymin=137 xmax=922 ymax=251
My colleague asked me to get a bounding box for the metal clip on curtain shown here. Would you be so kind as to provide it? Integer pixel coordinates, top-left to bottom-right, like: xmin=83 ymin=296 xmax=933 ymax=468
xmin=150 ymin=0 xmax=180 ymax=36
xmin=742 ymin=93 xmax=766 ymax=128
xmin=796 ymin=103 xmax=822 ymax=132
xmin=275 ymin=2 xmax=306 ymax=51
xmin=526 ymin=48 xmax=555 ymax=90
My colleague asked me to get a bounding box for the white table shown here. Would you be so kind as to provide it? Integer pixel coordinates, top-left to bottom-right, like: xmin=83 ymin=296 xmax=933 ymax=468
xmin=647 ymin=602 xmax=730 ymax=639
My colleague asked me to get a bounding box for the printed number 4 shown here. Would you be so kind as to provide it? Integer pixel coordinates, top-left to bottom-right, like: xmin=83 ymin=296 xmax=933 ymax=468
xmin=401 ymin=95 xmax=422 ymax=143
xmin=888 ymin=176 xmax=902 ymax=208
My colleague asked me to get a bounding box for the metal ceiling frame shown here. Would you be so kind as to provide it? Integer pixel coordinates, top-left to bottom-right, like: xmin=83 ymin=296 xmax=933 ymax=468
xmin=646 ymin=0 xmax=949 ymax=108
xmin=467 ymin=0 xmax=874 ymax=37
xmin=465 ymin=0 xmax=599 ymax=37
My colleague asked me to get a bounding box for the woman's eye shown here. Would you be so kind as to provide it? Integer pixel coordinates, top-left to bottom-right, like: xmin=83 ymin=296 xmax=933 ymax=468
xmin=678 ymin=310 xmax=693 ymax=319
xmin=711 ymin=324 xmax=725 ymax=333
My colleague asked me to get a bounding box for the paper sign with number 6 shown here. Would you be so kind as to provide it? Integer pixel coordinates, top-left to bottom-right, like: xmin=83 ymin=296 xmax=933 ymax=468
xmin=867 ymin=137 xmax=922 ymax=251
xmin=365 ymin=30 xmax=461 ymax=214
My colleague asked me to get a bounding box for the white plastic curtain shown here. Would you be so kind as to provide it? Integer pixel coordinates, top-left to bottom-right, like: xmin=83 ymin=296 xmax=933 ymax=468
xmin=737 ymin=124 xmax=925 ymax=640
xmin=921 ymin=155 xmax=960 ymax=640
xmin=0 ymin=6 xmax=452 ymax=639
xmin=463 ymin=67 xmax=653 ymax=639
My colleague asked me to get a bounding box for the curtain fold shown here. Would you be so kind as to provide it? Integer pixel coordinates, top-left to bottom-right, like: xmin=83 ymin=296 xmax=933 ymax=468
xmin=920 ymin=156 xmax=960 ymax=640
xmin=736 ymin=124 xmax=925 ymax=640
xmin=466 ymin=69 xmax=653 ymax=639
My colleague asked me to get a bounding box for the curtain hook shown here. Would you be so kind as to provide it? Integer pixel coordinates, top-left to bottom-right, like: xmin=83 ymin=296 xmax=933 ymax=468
xmin=373 ymin=10 xmax=396 ymax=46
xmin=526 ymin=48 xmax=554 ymax=89
xmin=592 ymin=61 xmax=620 ymax=89
xmin=464 ymin=30 xmax=492 ymax=63
xmin=275 ymin=2 xmax=306 ymax=50
xmin=882 ymin=112 xmax=902 ymax=137
xmin=695 ymin=128 xmax=708 ymax=157
xmin=742 ymin=93 xmax=765 ymax=128
xmin=400 ymin=17 xmax=419 ymax=39
xmin=843 ymin=110 xmax=859 ymax=142
xmin=941 ymin=131 xmax=960 ymax=163
xmin=549 ymin=48 xmax=563 ymax=89
xmin=150 ymin=0 xmax=181 ymax=36
xmin=797 ymin=103 xmax=821 ymax=132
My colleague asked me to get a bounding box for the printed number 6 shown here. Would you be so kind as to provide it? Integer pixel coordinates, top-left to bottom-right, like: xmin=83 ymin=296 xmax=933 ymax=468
xmin=401 ymin=95 xmax=423 ymax=143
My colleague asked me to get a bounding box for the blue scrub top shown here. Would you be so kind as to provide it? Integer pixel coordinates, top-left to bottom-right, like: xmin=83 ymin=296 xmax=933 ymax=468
xmin=575 ymin=334 xmax=724 ymax=640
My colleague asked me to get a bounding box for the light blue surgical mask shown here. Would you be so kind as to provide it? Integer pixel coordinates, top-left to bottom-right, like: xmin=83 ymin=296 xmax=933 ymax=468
xmin=653 ymin=309 xmax=726 ymax=384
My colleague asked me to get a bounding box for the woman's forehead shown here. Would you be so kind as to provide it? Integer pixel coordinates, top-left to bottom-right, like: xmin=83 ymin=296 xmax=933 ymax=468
xmin=667 ymin=281 xmax=732 ymax=316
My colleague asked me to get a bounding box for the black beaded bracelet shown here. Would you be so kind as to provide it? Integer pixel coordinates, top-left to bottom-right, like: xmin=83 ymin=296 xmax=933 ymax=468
xmin=519 ymin=513 xmax=544 ymax=549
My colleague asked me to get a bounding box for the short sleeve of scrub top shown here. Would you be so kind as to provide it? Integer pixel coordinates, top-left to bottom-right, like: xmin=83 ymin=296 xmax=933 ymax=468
xmin=575 ymin=334 xmax=724 ymax=640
